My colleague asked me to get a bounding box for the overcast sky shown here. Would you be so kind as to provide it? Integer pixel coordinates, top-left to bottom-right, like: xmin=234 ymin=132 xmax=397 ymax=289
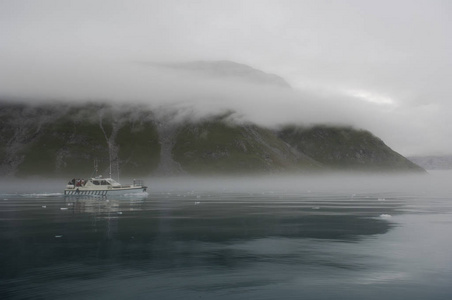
xmin=0 ymin=0 xmax=451 ymax=156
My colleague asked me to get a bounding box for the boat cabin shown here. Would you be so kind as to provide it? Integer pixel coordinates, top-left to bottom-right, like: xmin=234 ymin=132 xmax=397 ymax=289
xmin=85 ymin=177 xmax=122 ymax=187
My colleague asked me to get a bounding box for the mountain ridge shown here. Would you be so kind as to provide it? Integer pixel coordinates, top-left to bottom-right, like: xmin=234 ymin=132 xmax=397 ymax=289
xmin=0 ymin=101 xmax=423 ymax=177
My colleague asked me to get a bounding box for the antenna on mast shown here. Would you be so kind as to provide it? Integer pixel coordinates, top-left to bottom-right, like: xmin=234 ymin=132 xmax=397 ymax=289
xmin=92 ymin=159 xmax=99 ymax=178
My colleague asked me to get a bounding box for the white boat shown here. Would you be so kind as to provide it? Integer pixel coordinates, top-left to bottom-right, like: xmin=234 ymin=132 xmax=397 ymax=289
xmin=64 ymin=176 xmax=147 ymax=196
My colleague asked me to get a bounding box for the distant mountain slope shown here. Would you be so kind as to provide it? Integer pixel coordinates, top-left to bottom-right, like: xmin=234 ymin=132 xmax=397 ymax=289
xmin=408 ymin=155 xmax=452 ymax=170
xmin=0 ymin=102 xmax=423 ymax=177
xmin=278 ymin=125 xmax=423 ymax=172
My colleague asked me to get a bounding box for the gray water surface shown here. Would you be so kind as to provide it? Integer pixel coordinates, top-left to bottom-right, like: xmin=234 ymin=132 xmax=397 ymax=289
xmin=1 ymin=173 xmax=451 ymax=299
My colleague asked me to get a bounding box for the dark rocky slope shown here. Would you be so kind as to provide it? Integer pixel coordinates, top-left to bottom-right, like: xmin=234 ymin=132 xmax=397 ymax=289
xmin=0 ymin=102 xmax=423 ymax=177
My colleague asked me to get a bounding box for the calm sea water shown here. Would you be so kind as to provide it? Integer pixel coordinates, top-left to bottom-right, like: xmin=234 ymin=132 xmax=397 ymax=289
xmin=1 ymin=172 xmax=452 ymax=299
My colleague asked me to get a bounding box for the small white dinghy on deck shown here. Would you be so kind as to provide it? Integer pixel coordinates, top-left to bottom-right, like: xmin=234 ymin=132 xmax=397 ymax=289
xmin=64 ymin=176 xmax=147 ymax=196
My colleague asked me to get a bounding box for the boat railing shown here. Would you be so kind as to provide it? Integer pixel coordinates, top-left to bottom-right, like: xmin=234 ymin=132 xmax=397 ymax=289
xmin=113 ymin=185 xmax=132 ymax=188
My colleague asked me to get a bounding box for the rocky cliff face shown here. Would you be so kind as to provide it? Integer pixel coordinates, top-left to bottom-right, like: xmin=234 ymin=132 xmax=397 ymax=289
xmin=0 ymin=101 xmax=423 ymax=177
xmin=0 ymin=102 xmax=160 ymax=177
xmin=171 ymin=115 xmax=321 ymax=174
xmin=278 ymin=125 xmax=423 ymax=171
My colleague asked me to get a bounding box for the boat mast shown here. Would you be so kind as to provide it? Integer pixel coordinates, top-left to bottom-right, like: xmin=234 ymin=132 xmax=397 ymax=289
xmin=92 ymin=159 xmax=99 ymax=178
xmin=116 ymin=160 xmax=120 ymax=182
xmin=109 ymin=157 xmax=112 ymax=179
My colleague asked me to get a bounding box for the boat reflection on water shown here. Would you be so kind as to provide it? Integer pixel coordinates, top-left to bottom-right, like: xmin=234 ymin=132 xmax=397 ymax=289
xmin=63 ymin=194 xmax=150 ymax=240
xmin=64 ymin=194 xmax=149 ymax=215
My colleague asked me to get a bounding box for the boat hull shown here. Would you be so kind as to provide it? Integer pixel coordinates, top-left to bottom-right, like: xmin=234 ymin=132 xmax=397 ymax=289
xmin=64 ymin=186 xmax=147 ymax=197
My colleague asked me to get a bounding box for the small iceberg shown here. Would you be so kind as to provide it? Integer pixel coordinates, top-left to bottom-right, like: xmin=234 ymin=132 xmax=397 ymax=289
xmin=379 ymin=214 xmax=392 ymax=219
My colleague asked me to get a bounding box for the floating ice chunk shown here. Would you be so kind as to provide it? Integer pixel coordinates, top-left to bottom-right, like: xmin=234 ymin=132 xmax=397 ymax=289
xmin=312 ymin=206 xmax=320 ymax=210
xmin=380 ymin=214 xmax=392 ymax=219
xmin=55 ymin=235 xmax=63 ymax=238
xmin=42 ymin=205 xmax=46 ymax=208
xmin=378 ymin=198 xmax=386 ymax=201
xmin=117 ymin=211 xmax=123 ymax=215
xmin=194 ymin=202 xmax=201 ymax=205
xmin=60 ymin=207 xmax=68 ymax=210
xmin=28 ymin=193 xmax=62 ymax=197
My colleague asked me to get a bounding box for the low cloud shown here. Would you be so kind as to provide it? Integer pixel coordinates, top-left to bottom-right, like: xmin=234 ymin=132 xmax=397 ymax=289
xmin=1 ymin=57 xmax=450 ymax=156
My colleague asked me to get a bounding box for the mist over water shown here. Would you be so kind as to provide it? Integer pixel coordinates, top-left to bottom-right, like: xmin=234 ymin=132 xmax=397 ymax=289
xmin=146 ymin=171 xmax=448 ymax=195
xmin=1 ymin=170 xmax=448 ymax=194
xmin=1 ymin=171 xmax=452 ymax=299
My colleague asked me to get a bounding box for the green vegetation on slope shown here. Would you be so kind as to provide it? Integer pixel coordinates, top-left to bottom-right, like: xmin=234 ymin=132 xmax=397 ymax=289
xmin=0 ymin=102 xmax=424 ymax=177
xmin=172 ymin=117 xmax=320 ymax=174
xmin=2 ymin=103 xmax=162 ymax=177
xmin=278 ymin=125 xmax=423 ymax=171
xmin=116 ymin=120 xmax=160 ymax=176
xmin=173 ymin=120 xmax=265 ymax=173
xmin=16 ymin=107 xmax=110 ymax=177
